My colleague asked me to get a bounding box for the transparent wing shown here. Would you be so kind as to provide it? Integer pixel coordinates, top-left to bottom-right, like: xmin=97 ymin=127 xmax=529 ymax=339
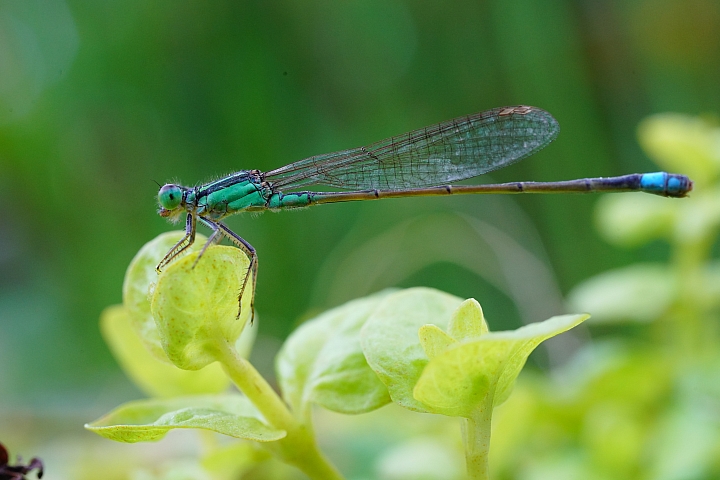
xmin=265 ymin=106 xmax=560 ymax=191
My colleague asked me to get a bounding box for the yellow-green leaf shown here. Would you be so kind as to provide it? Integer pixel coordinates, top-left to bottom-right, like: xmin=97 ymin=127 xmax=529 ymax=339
xmin=101 ymin=305 xmax=230 ymax=397
xmin=85 ymin=395 xmax=284 ymax=443
xmin=276 ymin=291 xmax=393 ymax=416
xmin=361 ymin=288 xmax=464 ymax=412
xmin=414 ymin=314 xmax=589 ymax=417
xmin=418 ymin=324 xmax=456 ymax=360
xmin=448 ymin=298 xmax=488 ymax=340
xmin=123 ymin=231 xmax=207 ymax=362
xmin=151 ymin=245 xmax=252 ymax=370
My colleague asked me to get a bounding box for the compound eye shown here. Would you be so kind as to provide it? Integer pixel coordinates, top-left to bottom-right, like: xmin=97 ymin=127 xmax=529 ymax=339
xmin=158 ymin=184 xmax=183 ymax=210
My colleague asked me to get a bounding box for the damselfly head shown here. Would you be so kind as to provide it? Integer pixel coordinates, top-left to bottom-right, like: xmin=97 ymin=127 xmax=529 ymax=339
xmin=158 ymin=184 xmax=185 ymax=218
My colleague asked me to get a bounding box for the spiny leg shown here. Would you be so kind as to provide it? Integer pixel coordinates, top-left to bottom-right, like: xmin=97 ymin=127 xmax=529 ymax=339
xmin=191 ymin=220 xmax=224 ymax=269
xmin=198 ymin=217 xmax=258 ymax=324
xmin=157 ymin=213 xmax=197 ymax=272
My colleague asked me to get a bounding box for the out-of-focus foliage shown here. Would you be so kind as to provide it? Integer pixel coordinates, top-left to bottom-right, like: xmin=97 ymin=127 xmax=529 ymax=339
xmin=1 ymin=0 xmax=719 ymax=478
xmin=487 ymin=114 xmax=720 ymax=480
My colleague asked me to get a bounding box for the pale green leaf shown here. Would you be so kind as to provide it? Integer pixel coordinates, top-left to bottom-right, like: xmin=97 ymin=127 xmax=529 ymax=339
xmin=276 ymin=291 xmax=393 ymax=416
xmin=101 ymin=305 xmax=230 ymax=397
xmin=638 ymin=113 xmax=720 ymax=187
xmin=151 ymin=245 xmax=253 ymax=370
xmin=123 ymin=231 xmax=207 ymax=362
xmin=85 ymin=395 xmax=284 ymax=443
xmin=448 ymin=298 xmax=488 ymax=340
xmin=418 ymin=324 xmax=456 ymax=359
xmin=361 ymin=288 xmax=464 ymax=412
xmin=414 ymin=314 xmax=588 ymax=417
xmin=594 ymin=194 xmax=679 ymax=247
xmin=566 ymin=264 xmax=674 ymax=323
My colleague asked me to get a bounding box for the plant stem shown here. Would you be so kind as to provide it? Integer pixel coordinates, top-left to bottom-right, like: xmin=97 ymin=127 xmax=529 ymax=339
xmin=217 ymin=340 xmax=345 ymax=480
xmin=462 ymin=395 xmax=493 ymax=480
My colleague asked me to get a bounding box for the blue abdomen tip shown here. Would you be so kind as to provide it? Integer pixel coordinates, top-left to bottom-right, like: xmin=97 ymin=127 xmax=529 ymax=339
xmin=639 ymin=172 xmax=666 ymax=192
xmin=640 ymin=172 xmax=692 ymax=197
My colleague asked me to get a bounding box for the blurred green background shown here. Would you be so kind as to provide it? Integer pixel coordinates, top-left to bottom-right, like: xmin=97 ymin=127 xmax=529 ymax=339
xmin=1 ymin=0 xmax=719 ymax=473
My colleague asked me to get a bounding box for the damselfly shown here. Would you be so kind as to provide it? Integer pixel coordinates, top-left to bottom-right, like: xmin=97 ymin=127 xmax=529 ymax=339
xmin=156 ymin=106 xmax=692 ymax=321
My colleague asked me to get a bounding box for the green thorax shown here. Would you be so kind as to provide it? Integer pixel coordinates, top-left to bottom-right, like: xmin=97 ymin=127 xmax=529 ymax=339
xmin=187 ymin=171 xmax=272 ymax=219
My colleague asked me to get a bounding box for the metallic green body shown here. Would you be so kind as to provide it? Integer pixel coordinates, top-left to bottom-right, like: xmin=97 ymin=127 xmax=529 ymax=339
xmin=180 ymin=176 xmax=314 ymax=218
xmin=186 ymin=177 xmax=272 ymax=219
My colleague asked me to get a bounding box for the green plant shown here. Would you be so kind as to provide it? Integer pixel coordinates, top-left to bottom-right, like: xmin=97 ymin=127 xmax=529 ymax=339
xmin=86 ymin=113 xmax=720 ymax=479
xmin=87 ymin=232 xmax=586 ymax=479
